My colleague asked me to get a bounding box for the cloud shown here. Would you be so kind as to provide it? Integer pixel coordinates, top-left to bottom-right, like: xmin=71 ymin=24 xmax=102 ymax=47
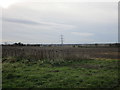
xmin=3 ymin=17 xmax=75 ymax=30
xmin=2 ymin=2 xmax=117 ymax=44
xmin=3 ymin=17 xmax=39 ymax=25
xmin=71 ymin=32 xmax=94 ymax=37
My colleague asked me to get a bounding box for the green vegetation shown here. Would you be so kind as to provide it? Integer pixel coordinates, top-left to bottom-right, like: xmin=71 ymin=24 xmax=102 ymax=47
xmin=2 ymin=59 xmax=120 ymax=88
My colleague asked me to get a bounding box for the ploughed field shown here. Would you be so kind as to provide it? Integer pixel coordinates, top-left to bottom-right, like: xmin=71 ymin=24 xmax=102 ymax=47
xmin=2 ymin=46 xmax=120 ymax=88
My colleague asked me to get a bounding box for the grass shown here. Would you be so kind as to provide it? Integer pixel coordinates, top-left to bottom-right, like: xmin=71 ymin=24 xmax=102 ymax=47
xmin=2 ymin=58 xmax=120 ymax=88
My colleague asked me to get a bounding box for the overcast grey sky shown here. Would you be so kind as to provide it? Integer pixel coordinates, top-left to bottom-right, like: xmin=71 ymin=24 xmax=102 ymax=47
xmin=1 ymin=1 xmax=118 ymax=44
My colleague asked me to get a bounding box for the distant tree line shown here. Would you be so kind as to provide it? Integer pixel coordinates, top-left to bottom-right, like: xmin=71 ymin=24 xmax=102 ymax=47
xmin=1 ymin=42 xmax=120 ymax=47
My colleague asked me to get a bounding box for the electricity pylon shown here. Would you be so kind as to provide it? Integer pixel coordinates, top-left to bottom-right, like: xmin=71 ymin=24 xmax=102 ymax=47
xmin=60 ymin=35 xmax=63 ymax=45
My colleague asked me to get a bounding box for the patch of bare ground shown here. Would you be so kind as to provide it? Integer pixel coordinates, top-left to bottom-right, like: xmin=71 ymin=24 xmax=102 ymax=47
xmin=49 ymin=70 xmax=60 ymax=72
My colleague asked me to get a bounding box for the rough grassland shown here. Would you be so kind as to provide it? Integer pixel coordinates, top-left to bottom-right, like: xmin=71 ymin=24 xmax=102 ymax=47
xmin=2 ymin=59 xmax=120 ymax=88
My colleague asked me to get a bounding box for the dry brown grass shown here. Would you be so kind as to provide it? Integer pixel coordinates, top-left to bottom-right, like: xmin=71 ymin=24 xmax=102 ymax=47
xmin=2 ymin=46 xmax=119 ymax=61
